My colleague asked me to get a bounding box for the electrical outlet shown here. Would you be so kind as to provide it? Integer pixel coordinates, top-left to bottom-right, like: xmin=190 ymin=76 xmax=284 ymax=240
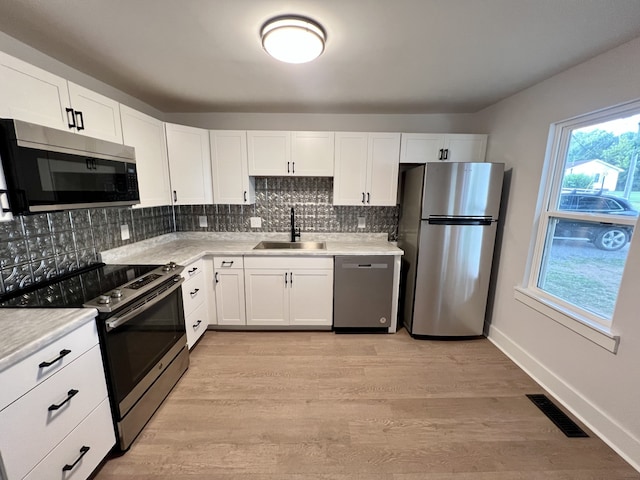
xmin=199 ymin=216 xmax=208 ymax=228
xmin=357 ymin=216 xmax=366 ymax=229
xmin=250 ymin=217 xmax=262 ymax=228
xmin=120 ymin=224 xmax=130 ymax=240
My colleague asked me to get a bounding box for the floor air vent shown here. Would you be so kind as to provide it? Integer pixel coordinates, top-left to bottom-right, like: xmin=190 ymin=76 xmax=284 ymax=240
xmin=526 ymin=394 xmax=589 ymax=438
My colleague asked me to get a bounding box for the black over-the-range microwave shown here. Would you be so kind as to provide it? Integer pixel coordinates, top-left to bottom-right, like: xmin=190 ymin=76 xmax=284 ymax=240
xmin=0 ymin=118 xmax=139 ymax=215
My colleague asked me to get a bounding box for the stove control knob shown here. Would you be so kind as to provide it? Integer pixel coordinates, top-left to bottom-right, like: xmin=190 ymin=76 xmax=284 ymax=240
xmin=98 ymin=295 xmax=111 ymax=305
xmin=169 ymin=261 xmax=177 ymax=269
xmin=111 ymin=289 xmax=123 ymax=299
xmin=162 ymin=264 xmax=171 ymax=272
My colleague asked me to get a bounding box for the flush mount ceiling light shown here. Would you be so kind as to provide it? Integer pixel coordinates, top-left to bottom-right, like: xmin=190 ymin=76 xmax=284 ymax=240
xmin=261 ymin=16 xmax=326 ymax=64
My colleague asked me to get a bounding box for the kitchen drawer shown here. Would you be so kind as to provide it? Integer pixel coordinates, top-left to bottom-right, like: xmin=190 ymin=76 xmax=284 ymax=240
xmin=0 ymin=344 xmax=109 ymax=480
xmin=23 ymin=398 xmax=115 ymax=480
xmin=213 ymin=256 xmax=244 ymax=270
xmin=0 ymin=320 xmax=98 ymax=412
xmin=181 ymin=258 xmax=205 ymax=280
xmin=181 ymin=269 xmax=206 ymax=317
xmin=185 ymin=300 xmax=208 ymax=349
xmin=244 ymin=256 xmax=333 ymax=270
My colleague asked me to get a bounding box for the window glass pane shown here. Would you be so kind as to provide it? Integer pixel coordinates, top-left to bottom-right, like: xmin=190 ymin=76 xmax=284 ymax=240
xmin=559 ymin=113 xmax=640 ymax=214
xmin=538 ymin=218 xmax=633 ymax=319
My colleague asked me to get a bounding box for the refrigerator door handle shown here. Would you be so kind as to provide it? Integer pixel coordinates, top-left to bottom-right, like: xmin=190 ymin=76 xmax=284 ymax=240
xmin=428 ymin=218 xmax=493 ymax=226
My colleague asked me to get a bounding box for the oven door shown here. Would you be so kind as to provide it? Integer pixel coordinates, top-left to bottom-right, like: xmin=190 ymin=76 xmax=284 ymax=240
xmin=100 ymin=277 xmax=186 ymax=419
xmin=4 ymin=146 xmax=139 ymax=213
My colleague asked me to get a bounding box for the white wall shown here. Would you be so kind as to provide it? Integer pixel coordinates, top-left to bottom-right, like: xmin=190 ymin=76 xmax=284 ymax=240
xmin=164 ymin=111 xmax=476 ymax=133
xmin=475 ymin=36 xmax=640 ymax=470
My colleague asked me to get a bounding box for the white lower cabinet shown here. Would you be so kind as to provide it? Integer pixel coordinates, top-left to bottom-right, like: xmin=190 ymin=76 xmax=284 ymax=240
xmin=181 ymin=258 xmax=209 ymax=349
xmin=213 ymin=257 xmax=246 ymax=326
xmin=0 ymin=322 xmax=114 ymax=480
xmin=244 ymin=257 xmax=333 ymax=327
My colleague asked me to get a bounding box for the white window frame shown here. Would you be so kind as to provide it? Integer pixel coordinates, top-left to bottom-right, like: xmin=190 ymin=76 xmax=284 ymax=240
xmin=517 ymin=100 xmax=640 ymax=353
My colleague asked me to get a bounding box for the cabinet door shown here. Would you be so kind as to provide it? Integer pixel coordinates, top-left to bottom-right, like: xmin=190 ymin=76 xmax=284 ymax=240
xmin=400 ymin=133 xmax=444 ymax=163
xmin=247 ymin=131 xmax=290 ymax=176
xmin=333 ymin=132 xmax=368 ymax=206
xmin=244 ymin=269 xmax=289 ymax=325
xmin=165 ymin=123 xmax=213 ymax=205
xmin=442 ymin=134 xmax=487 ymax=162
xmin=210 ymin=130 xmax=255 ymax=205
xmin=67 ymin=82 xmax=123 ymax=143
xmin=120 ymin=105 xmax=172 ymax=208
xmin=289 ymin=269 xmax=333 ymax=326
xmin=0 ymin=51 xmax=70 ymax=130
xmin=291 ymin=131 xmax=334 ymax=176
xmin=215 ymin=269 xmax=246 ymax=326
xmin=367 ymin=133 xmax=400 ymax=206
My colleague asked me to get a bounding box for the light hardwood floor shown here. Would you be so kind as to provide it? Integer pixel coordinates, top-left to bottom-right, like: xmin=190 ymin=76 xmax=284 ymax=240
xmin=93 ymin=329 xmax=639 ymax=479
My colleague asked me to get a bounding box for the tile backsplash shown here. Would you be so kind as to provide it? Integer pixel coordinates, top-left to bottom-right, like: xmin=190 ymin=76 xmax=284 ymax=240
xmin=0 ymin=178 xmax=399 ymax=295
xmin=0 ymin=206 xmax=173 ymax=294
xmin=175 ymin=177 xmax=399 ymax=239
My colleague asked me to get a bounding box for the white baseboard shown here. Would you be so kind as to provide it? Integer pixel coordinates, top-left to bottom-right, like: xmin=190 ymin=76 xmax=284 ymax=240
xmin=487 ymin=324 xmax=640 ymax=473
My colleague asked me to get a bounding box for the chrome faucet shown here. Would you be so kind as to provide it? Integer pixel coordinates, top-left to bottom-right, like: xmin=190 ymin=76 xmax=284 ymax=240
xmin=290 ymin=207 xmax=301 ymax=242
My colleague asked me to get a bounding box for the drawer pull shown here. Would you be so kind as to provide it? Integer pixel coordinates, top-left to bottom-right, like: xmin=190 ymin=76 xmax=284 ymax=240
xmin=39 ymin=349 xmax=71 ymax=368
xmin=188 ymin=267 xmax=198 ymax=275
xmin=190 ymin=288 xmax=200 ymax=297
xmin=193 ymin=320 xmax=202 ymax=329
xmin=215 ymin=272 xmax=219 ymax=284
xmin=221 ymin=260 xmax=234 ymax=267
xmin=62 ymin=445 xmax=90 ymax=472
xmin=48 ymin=389 xmax=79 ymax=411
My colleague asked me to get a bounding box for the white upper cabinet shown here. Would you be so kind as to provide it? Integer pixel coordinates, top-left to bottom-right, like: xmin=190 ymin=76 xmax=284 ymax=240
xmin=334 ymin=132 xmax=400 ymax=206
xmin=247 ymin=130 xmax=334 ymax=176
xmin=120 ymin=105 xmax=172 ymax=208
xmin=67 ymin=82 xmax=123 ymax=143
xmin=210 ymin=130 xmax=255 ymax=205
xmin=0 ymin=51 xmax=71 ymax=130
xmin=291 ymin=131 xmax=334 ymax=176
xmin=400 ymin=133 xmax=487 ymax=163
xmin=247 ymin=130 xmax=291 ymax=176
xmin=165 ymin=123 xmax=213 ymax=205
xmin=0 ymin=51 xmax=123 ymax=143
xmin=442 ymin=134 xmax=487 ymax=162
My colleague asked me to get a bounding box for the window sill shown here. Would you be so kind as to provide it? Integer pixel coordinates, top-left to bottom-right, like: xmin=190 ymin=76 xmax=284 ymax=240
xmin=514 ymin=287 xmax=620 ymax=353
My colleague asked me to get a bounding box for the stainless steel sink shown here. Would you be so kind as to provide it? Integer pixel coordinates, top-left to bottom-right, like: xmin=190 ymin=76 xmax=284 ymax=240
xmin=253 ymin=241 xmax=326 ymax=250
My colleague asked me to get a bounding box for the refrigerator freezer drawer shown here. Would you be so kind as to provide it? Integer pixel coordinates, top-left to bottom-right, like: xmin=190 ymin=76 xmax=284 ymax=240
xmin=411 ymin=221 xmax=497 ymax=337
xmin=334 ymin=255 xmax=394 ymax=329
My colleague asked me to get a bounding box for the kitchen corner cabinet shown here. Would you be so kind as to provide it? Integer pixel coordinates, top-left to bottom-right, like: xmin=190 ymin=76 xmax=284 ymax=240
xmin=120 ymin=105 xmax=172 ymax=208
xmin=334 ymin=132 xmax=400 ymax=206
xmin=244 ymin=257 xmax=333 ymax=327
xmin=0 ymin=321 xmax=114 ymax=480
xmin=210 ymin=130 xmax=255 ymax=205
xmin=247 ymin=130 xmax=334 ymax=176
xmin=166 ymin=123 xmax=213 ymax=205
xmin=0 ymin=51 xmax=123 ymax=143
xmin=400 ymin=133 xmax=487 ymax=163
xmin=213 ymin=256 xmax=246 ymax=326
xmin=181 ymin=258 xmax=209 ymax=348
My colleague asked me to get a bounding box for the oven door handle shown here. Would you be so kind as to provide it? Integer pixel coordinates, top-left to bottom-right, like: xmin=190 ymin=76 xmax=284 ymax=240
xmin=105 ymin=277 xmax=185 ymax=332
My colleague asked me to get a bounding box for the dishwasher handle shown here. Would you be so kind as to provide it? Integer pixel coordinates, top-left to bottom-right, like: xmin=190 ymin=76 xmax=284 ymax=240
xmin=341 ymin=263 xmax=389 ymax=269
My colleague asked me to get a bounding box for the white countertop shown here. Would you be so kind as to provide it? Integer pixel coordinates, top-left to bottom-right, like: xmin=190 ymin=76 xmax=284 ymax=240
xmin=100 ymin=232 xmax=403 ymax=266
xmin=0 ymin=308 xmax=97 ymax=372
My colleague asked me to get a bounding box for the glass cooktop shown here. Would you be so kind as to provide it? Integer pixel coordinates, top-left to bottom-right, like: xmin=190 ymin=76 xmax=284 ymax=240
xmin=0 ymin=263 xmax=159 ymax=308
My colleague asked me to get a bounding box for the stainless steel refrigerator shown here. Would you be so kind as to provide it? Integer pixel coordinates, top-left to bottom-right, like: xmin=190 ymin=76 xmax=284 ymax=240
xmin=398 ymin=162 xmax=504 ymax=338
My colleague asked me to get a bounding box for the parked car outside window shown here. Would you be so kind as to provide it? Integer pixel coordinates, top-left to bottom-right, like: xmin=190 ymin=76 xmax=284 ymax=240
xmin=555 ymin=192 xmax=637 ymax=251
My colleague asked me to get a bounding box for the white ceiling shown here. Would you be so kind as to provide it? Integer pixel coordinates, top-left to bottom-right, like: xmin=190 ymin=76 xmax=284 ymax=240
xmin=1 ymin=0 xmax=640 ymax=114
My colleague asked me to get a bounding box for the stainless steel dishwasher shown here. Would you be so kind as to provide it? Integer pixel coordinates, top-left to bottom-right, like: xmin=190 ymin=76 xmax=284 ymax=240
xmin=333 ymin=255 xmax=394 ymax=331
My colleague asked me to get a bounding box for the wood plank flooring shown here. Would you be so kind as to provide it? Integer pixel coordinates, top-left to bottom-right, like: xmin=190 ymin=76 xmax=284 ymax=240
xmin=93 ymin=330 xmax=639 ymax=479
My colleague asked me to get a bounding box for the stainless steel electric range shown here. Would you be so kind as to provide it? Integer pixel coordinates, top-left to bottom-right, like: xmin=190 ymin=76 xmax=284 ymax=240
xmin=0 ymin=262 xmax=189 ymax=451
